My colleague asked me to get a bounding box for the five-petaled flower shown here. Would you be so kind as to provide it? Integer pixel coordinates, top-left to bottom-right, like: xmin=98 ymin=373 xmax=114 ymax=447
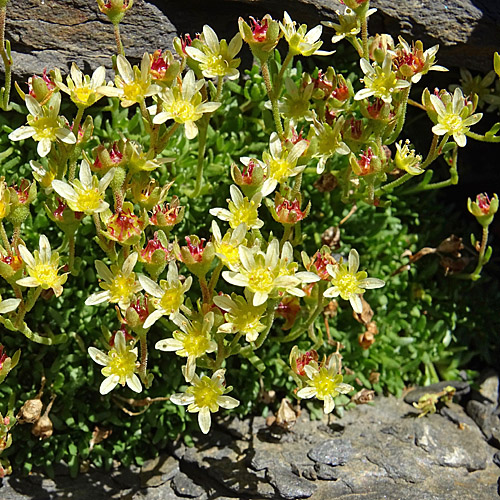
xmin=155 ymin=312 xmax=217 ymax=382
xmin=170 ymin=368 xmax=239 ymax=434
xmin=8 ymin=93 xmax=76 ymax=157
xmin=429 ymin=88 xmax=482 ymax=147
xmin=139 ymin=261 xmax=192 ymax=328
xmin=296 ymin=357 xmax=353 ymax=414
xmin=185 ymin=25 xmax=242 ymax=80
xmin=152 ymin=70 xmax=221 ymax=139
xmin=324 ymin=248 xmax=385 ymax=314
xmin=88 ymin=329 xmax=142 ymax=395
xmin=52 ymin=160 xmax=115 ymax=215
xmin=17 ymin=234 xmax=68 ymax=297
xmin=85 ymin=252 xmax=142 ymax=310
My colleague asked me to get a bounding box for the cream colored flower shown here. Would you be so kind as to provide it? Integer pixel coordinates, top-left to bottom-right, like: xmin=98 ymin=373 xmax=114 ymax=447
xmin=430 ymin=88 xmax=482 ymax=147
xmin=211 ymin=220 xmax=247 ymax=271
xmin=57 ymin=63 xmax=108 ymax=108
xmin=152 ymin=70 xmax=221 ymax=139
xmin=170 ymin=368 xmax=239 ymax=434
xmin=0 ymin=295 xmax=21 ymax=315
xmin=210 ymin=185 xmax=263 ymax=230
xmin=297 ymin=357 xmax=353 ymax=414
xmin=88 ymin=330 xmax=142 ymax=395
xmin=85 ymin=253 xmax=142 ymax=310
xmin=138 ymin=261 xmax=192 ymax=328
xmin=261 ymin=132 xmax=308 ymax=196
xmin=17 ymin=234 xmax=68 ymax=297
xmin=185 ymin=25 xmax=242 ymax=80
xmin=324 ymin=248 xmax=384 ymax=313
xmin=8 ymin=93 xmax=76 ymax=157
xmin=97 ymin=53 xmax=161 ymax=107
xmin=155 ymin=312 xmax=217 ymax=382
xmin=52 ymin=160 xmax=115 ymax=215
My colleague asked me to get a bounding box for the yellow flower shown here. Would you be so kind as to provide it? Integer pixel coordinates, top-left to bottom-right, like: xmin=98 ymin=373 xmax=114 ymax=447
xmin=0 ymin=178 xmax=10 ymax=220
xmin=138 ymin=261 xmax=192 ymax=327
xmin=152 ymin=70 xmax=221 ymax=139
xmin=155 ymin=312 xmax=217 ymax=382
xmin=85 ymin=252 xmax=142 ymax=310
xmin=88 ymin=330 xmax=141 ymax=395
xmin=8 ymin=93 xmax=76 ymax=157
xmin=97 ymin=54 xmax=161 ymax=108
xmin=170 ymin=368 xmax=239 ymax=434
xmin=324 ymin=248 xmax=384 ymax=313
xmin=430 ymin=88 xmax=482 ymax=147
xmin=211 ymin=221 xmax=247 ymax=271
xmin=395 ymin=140 xmax=423 ymax=175
xmin=17 ymin=234 xmax=68 ymax=297
xmin=322 ymin=7 xmax=361 ymax=44
xmin=280 ymin=11 xmax=333 ymax=57
xmin=296 ymin=357 xmax=353 ymax=414
xmin=185 ymin=25 xmax=242 ymax=80
xmin=213 ymin=292 xmax=266 ymax=342
xmin=56 ymin=63 xmax=108 ymax=108
xmin=261 ymin=132 xmax=309 ymax=196
xmin=222 ymin=239 xmax=317 ymax=306
xmin=210 ymin=185 xmax=263 ymax=230
xmin=310 ymin=115 xmax=350 ymax=174
xmin=52 ymin=160 xmax=115 ymax=215
xmin=355 ymin=54 xmax=410 ymax=104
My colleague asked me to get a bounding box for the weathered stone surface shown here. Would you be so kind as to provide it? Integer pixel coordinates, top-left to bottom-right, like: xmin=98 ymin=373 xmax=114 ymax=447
xmin=1 ymin=396 xmax=499 ymax=500
xmin=140 ymin=455 xmax=180 ymax=488
xmin=3 ymin=0 xmax=499 ymax=83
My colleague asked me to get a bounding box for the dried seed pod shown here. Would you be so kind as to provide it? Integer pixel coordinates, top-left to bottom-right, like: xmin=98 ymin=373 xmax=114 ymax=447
xmin=31 ymin=415 xmax=53 ymax=440
xmin=17 ymin=399 xmax=43 ymax=424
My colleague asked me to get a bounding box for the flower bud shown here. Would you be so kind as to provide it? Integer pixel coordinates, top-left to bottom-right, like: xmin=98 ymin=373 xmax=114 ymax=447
xmin=139 ymin=231 xmax=170 ymax=278
xmin=7 ymin=180 xmax=37 ymax=227
xmin=96 ymin=0 xmax=133 ymax=25
xmin=174 ymin=235 xmax=215 ymax=278
xmin=149 ymin=49 xmax=180 ymax=86
xmin=467 ymin=193 xmax=498 ymax=228
xmin=289 ymin=346 xmax=318 ymax=376
xmin=231 ymin=159 xmax=265 ymax=197
xmin=270 ymin=193 xmax=310 ymax=225
xmin=101 ymin=202 xmax=147 ymax=246
xmin=238 ymin=15 xmax=281 ymax=63
xmin=150 ymin=197 xmax=184 ymax=232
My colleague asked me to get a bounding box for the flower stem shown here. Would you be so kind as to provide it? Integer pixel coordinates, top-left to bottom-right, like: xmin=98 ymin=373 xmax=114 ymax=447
xmin=254 ymin=298 xmax=280 ymax=349
xmin=138 ymin=334 xmax=149 ymax=387
xmin=68 ymin=107 xmax=85 ymax=182
xmin=466 ymin=131 xmax=500 ymax=143
xmin=261 ymin=60 xmax=284 ymax=140
xmin=385 ymin=86 xmax=411 ymax=144
xmin=190 ymin=120 xmax=209 ymax=198
xmin=113 ymin=22 xmax=125 ymax=56
xmin=208 ymin=261 xmax=223 ymax=298
xmin=275 ymin=51 xmax=294 ymax=94
xmin=360 ymin=14 xmax=369 ymax=59
xmin=0 ymin=221 xmax=11 ymax=254
xmin=0 ymin=6 xmax=12 ymax=111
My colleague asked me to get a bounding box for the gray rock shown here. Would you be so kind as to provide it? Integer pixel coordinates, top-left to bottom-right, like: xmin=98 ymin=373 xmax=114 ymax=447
xmin=466 ymin=399 xmax=496 ymax=439
xmin=170 ymin=471 xmax=205 ymax=498
xmin=267 ymin=465 xmax=317 ymax=499
xmin=3 ymin=0 xmax=499 ymax=83
xmin=314 ymin=463 xmax=339 ymax=481
xmin=140 ymin=455 xmax=180 ymax=488
xmin=307 ymin=438 xmax=353 ymax=466
xmin=493 ymin=451 xmax=500 ymax=468
xmin=477 ymin=369 xmax=499 ymax=405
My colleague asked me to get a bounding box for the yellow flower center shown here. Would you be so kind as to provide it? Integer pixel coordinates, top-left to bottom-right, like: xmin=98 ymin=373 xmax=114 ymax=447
xmin=203 ymin=54 xmax=227 ymax=76
xmin=228 ymin=199 xmax=259 ymax=229
xmin=122 ymin=82 xmax=146 ymax=103
xmin=0 ymin=201 xmax=8 ymax=219
xmin=159 ymin=287 xmax=183 ymax=313
xmin=311 ymin=369 xmax=338 ymax=399
xmin=74 ymin=86 xmax=93 ymax=105
xmin=31 ymin=263 xmax=59 ymax=288
xmin=103 ymin=348 xmax=136 ymax=382
xmin=169 ymin=99 xmax=196 ymax=123
xmin=189 ymin=377 xmax=223 ymax=408
xmin=183 ymin=333 xmax=211 ymax=358
xmin=333 ymin=269 xmax=359 ymax=299
xmin=74 ymin=188 xmax=101 ymax=212
xmin=106 ymin=273 xmax=136 ymax=303
xmin=371 ymin=71 xmax=397 ymax=97
xmin=31 ymin=117 xmax=58 ymax=141
xmin=442 ymin=113 xmax=463 ymax=133
xmin=247 ymin=266 xmax=274 ymax=294
xmin=269 ymin=158 xmax=291 ymax=183
xmin=216 ymin=241 xmax=239 ymax=267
